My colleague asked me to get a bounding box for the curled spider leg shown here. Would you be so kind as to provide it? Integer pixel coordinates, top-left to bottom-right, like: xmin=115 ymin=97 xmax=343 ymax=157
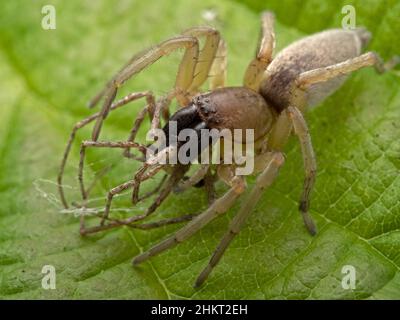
xmin=81 ymin=167 xmax=184 ymax=235
xmin=130 ymin=145 xmax=178 ymax=204
xmin=131 ymin=164 xmax=189 ymax=222
xmin=58 ymin=91 xmax=153 ymax=208
xmin=132 ymin=171 xmax=246 ymax=266
xmin=78 ymin=141 xmax=147 ymax=205
xmin=123 ymin=92 xmax=157 ymax=160
xmin=195 ymin=152 xmax=284 ymax=287
xmin=244 ymin=11 xmax=275 ymax=91
xmin=126 ymin=213 xmax=197 ymax=230
xmin=84 ymin=164 xmax=113 ymax=200
xmin=137 ymin=174 xmax=168 ymax=202
xmin=98 ymin=145 xmax=179 ymax=226
xmin=287 ymin=106 xmax=317 ymax=235
xmin=81 ymin=212 xmax=197 ymax=235
xmin=80 ymin=166 xmax=163 ymax=235
xmin=78 ymin=141 xmax=143 ymax=234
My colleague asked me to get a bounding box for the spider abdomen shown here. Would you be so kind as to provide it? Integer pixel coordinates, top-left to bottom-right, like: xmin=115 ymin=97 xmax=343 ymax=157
xmin=260 ymin=28 xmax=370 ymax=111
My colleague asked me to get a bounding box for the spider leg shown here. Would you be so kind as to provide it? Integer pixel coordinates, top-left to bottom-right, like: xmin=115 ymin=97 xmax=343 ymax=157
xmin=132 ymin=172 xmax=246 ymax=266
xmin=268 ymin=108 xmax=317 ymax=235
xmin=77 ymin=140 xmax=150 ymax=234
xmin=174 ymin=164 xmax=216 ymax=205
xmin=287 ymin=106 xmax=317 ymax=235
xmin=158 ymin=28 xmax=225 ymax=119
xmin=195 ymin=152 xmax=284 ymax=287
xmin=209 ymin=38 xmax=227 ymax=90
xmin=126 ymin=213 xmax=197 ymax=230
xmin=80 ymin=213 xmax=196 ymax=234
xmin=244 ymin=11 xmax=275 ymax=91
xmin=130 ymin=147 xmax=179 ymax=205
xmin=182 ymin=27 xmax=221 ymax=94
xmin=90 ymin=27 xmax=224 ymax=141
xmin=296 ymin=52 xmax=400 ymax=91
xmin=58 ymin=91 xmax=152 ymax=208
xmin=78 ymin=140 xmax=147 ymax=203
xmin=267 ymin=110 xmax=292 ymax=150
xmin=79 ymin=178 xmax=140 ymax=235
xmin=132 ymin=165 xmax=189 ymax=220
xmin=174 ymin=165 xmax=210 ymax=193
xmin=137 ymin=174 xmax=168 ymax=202
xmin=269 ymin=51 xmax=400 ymax=232
xmin=100 ymin=145 xmax=179 ymax=226
xmin=123 ymin=92 xmax=158 ymax=161
xmin=90 ymin=36 xmax=200 ymax=141
xmin=204 ymin=168 xmax=217 ymax=205
xmin=80 ymin=162 xmax=166 ymax=235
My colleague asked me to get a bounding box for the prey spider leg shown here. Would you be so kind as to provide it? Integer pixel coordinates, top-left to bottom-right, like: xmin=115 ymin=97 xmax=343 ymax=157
xmin=80 ymin=161 xmax=187 ymax=235
xmin=137 ymin=174 xmax=168 ymax=202
xmin=79 ymin=163 xmax=163 ymax=235
xmin=126 ymin=213 xmax=197 ymax=230
xmin=123 ymin=92 xmax=157 ymax=161
xmin=92 ymin=146 xmax=183 ymax=227
xmin=58 ymin=91 xmax=153 ymax=208
xmin=78 ymin=141 xmax=147 ymax=203
xmin=138 ymin=165 xmax=189 ymax=217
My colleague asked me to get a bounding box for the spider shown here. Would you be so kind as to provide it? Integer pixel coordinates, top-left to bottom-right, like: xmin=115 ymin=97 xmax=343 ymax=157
xmin=58 ymin=11 xmax=399 ymax=287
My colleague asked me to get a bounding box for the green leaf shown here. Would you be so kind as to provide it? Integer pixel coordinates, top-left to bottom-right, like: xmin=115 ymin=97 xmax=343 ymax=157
xmin=0 ymin=0 xmax=399 ymax=299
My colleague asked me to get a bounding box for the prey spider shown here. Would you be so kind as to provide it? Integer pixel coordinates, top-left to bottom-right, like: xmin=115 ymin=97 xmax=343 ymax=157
xmin=58 ymin=11 xmax=399 ymax=287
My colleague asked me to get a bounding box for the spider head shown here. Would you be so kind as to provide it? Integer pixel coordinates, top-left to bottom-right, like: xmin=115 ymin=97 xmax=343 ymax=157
xmin=158 ymin=87 xmax=276 ymax=164
xmin=193 ymin=87 xmax=276 ymax=142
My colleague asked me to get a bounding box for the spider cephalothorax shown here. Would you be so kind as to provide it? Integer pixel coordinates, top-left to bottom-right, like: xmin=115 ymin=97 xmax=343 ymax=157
xmin=58 ymin=11 xmax=398 ymax=287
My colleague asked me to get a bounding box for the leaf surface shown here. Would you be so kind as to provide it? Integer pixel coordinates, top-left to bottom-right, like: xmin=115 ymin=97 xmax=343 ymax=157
xmin=0 ymin=0 xmax=399 ymax=299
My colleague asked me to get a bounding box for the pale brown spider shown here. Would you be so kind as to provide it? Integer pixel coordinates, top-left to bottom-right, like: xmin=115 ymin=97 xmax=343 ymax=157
xmin=58 ymin=12 xmax=399 ymax=287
